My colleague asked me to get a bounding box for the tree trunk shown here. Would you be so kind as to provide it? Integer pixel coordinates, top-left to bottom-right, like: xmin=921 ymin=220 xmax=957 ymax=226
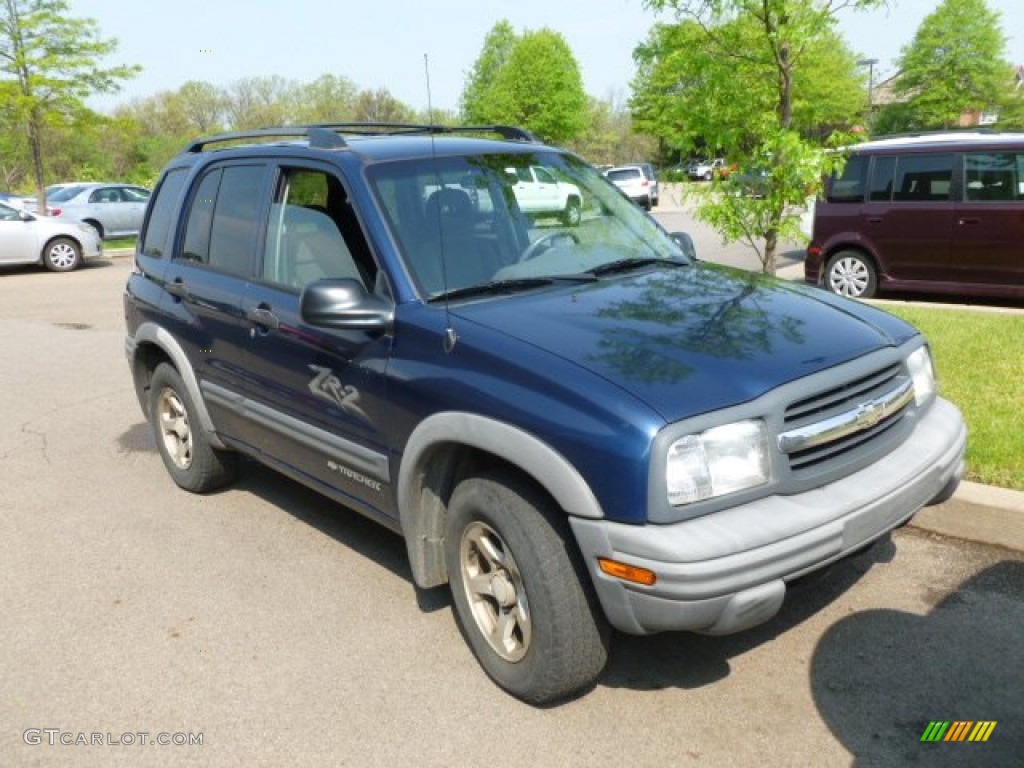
xmin=28 ymin=106 xmax=46 ymax=213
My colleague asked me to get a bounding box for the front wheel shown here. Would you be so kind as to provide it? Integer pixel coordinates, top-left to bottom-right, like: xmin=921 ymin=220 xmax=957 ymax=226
xmin=445 ymin=470 xmax=609 ymax=704
xmin=561 ymin=198 xmax=582 ymax=227
xmin=826 ymin=250 xmax=878 ymax=298
xmin=42 ymin=237 xmax=81 ymax=272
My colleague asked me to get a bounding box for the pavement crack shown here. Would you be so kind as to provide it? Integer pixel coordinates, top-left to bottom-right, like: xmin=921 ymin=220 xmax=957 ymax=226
xmin=21 ymin=421 xmax=51 ymax=465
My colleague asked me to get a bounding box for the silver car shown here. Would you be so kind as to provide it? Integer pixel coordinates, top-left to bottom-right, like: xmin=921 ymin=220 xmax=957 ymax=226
xmin=46 ymin=183 xmax=151 ymax=239
xmin=0 ymin=201 xmax=103 ymax=271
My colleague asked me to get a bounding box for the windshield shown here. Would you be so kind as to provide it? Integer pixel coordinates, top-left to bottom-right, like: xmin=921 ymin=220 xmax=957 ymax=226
xmin=367 ymin=150 xmax=686 ymax=299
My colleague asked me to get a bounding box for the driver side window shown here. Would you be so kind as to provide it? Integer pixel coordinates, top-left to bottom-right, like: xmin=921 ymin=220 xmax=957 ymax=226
xmin=262 ymin=169 xmax=373 ymax=292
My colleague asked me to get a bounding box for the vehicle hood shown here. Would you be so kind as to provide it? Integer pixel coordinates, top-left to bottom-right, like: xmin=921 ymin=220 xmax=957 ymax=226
xmin=450 ymin=264 xmax=918 ymax=423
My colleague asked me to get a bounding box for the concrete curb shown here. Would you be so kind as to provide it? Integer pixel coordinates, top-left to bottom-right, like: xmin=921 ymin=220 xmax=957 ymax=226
xmin=912 ymin=482 xmax=1024 ymax=552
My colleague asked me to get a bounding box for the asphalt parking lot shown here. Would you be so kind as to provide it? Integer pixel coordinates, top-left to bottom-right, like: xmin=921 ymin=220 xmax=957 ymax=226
xmin=1 ymin=258 xmax=1021 ymax=767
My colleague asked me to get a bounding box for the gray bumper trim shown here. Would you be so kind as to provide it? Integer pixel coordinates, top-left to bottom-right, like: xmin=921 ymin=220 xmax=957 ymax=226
xmin=571 ymin=397 xmax=966 ymax=635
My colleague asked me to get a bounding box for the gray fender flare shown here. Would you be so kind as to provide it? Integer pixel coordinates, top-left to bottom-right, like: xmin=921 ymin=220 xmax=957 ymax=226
xmin=397 ymin=411 xmax=604 ymax=588
xmin=128 ymin=322 xmax=227 ymax=449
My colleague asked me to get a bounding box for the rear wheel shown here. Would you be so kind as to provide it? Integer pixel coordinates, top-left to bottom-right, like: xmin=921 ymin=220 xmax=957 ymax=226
xmin=445 ymin=470 xmax=609 ymax=704
xmin=42 ymin=237 xmax=81 ymax=272
xmin=148 ymin=363 xmax=237 ymax=492
xmin=826 ymin=250 xmax=878 ymax=299
xmin=561 ymin=198 xmax=582 ymax=227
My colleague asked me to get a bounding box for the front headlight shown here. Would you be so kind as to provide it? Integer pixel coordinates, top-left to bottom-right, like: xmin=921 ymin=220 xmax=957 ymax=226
xmin=666 ymin=419 xmax=770 ymax=505
xmin=906 ymin=345 xmax=936 ymax=407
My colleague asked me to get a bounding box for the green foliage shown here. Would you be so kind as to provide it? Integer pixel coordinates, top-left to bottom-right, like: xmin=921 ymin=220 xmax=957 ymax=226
xmin=566 ymin=95 xmax=657 ymax=166
xmin=0 ymin=0 xmax=139 ymax=202
xmin=461 ymin=20 xmax=517 ymax=124
xmin=891 ymin=0 xmax=1009 ymax=130
xmin=636 ymin=0 xmax=883 ymax=273
xmin=459 ymin=23 xmax=587 ymax=144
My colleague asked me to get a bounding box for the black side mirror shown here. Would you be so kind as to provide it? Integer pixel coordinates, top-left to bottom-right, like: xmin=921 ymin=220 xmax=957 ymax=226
xmin=19 ymin=210 xmax=33 ymax=222
xmin=300 ymin=278 xmax=394 ymax=332
xmin=670 ymin=231 xmax=697 ymax=261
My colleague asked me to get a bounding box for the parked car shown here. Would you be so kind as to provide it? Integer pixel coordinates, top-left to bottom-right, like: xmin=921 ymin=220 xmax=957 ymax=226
xmin=687 ymin=157 xmax=729 ymax=181
xmin=806 ymin=131 xmax=1024 ymax=299
xmin=603 ymin=164 xmax=655 ymax=209
xmin=637 ymin=162 xmax=659 ymax=206
xmin=44 ymin=183 xmax=151 ymax=239
xmin=124 ymin=122 xmax=965 ymax=705
xmin=0 ymin=201 xmax=102 ymax=271
xmin=0 ymin=192 xmax=26 ymax=208
xmin=505 ymin=165 xmax=583 ymax=225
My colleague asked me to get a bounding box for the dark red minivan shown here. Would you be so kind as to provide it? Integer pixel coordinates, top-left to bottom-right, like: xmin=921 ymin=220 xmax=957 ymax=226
xmin=805 ymin=132 xmax=1024 ymax=299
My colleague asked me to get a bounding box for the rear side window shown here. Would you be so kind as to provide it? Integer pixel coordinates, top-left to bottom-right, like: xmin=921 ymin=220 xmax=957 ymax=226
xmin=892 ymin=154 xmax=953 ymax=202
xmin=180 ymin=164 xmax=266 ymax=276
xmin=140 ymin=169 xmax=187 ymax=259
xmin=964 ymin=152 xmax=1024 ymax=202
xmin=868 ymin=156 xmax=897 ymax=202
xmin=826 ymin=154 xmax=866 ymax=203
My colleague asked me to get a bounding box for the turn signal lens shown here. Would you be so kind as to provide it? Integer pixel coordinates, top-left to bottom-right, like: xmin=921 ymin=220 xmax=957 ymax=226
xmin=598 ymin=558 xmax=657 ymax=586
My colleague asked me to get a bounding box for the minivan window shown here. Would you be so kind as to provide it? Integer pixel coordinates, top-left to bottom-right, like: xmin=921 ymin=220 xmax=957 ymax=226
xmin=868 ymin=156 xmax=896 ymax=202
xmin=827 ymin=154 xmax=866 ymax=203
xmin=964 ymin=152 xmax=1023 ymax=202
xmin=893 ymin=153 xmax=953 ymax=202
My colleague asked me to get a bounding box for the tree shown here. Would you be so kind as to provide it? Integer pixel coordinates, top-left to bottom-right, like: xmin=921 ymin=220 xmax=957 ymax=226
xmin=566 ymin=92 xmax=657 ymax=166
xmin=352 ymin=87 xmax=414 ymax=123
xmin=887 ymin=0 xmax=1009 ymax=130
xmin=0 ymin=0 xmax=138 ymax=208
xmin=461 ymin=20 xmax=518 ymax=123
xmin=459 ymin=25 xmax=587 ymax=143
xmin=638 ymin=1 xmax=883 ymax=274
xmin=294 ymin=74 xmax=358 ymax=124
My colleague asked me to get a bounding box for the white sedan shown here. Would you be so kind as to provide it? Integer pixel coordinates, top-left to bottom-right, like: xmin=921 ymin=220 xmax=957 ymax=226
xmin=0 ymin=202 xmax=103 ymax=272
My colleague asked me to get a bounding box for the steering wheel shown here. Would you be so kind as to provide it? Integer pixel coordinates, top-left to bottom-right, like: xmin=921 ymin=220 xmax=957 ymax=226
xmin=519 ymin=231 xmax=581 ymax=262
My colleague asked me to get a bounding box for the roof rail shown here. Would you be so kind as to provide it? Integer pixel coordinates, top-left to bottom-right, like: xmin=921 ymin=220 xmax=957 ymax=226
xmin=308 ymin=122 xmax=542 ymax=142
xmin=181 ymin=123 xmax=542 ymax=154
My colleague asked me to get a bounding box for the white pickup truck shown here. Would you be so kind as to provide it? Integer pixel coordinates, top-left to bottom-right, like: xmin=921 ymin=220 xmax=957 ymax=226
xmin=507 ymin=165 xmax=583 ymax=225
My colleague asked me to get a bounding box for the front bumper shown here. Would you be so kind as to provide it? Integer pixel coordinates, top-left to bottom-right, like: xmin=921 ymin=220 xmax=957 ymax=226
xmin=570 ymin=397 xmax=966 ymax=636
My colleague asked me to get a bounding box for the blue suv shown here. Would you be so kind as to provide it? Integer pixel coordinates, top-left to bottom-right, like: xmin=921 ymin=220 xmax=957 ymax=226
xmin=124 ymin=124 xmax=967 ymax=704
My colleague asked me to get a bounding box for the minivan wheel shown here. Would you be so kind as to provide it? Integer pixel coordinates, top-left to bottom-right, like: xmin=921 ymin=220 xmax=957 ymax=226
xmin=148 ymin=363 xmax=237 ymax=493
xmin=826 ymin=250 xmax=878 ymax=299
xmin=445 ymin=470 xmax=609 ymax=705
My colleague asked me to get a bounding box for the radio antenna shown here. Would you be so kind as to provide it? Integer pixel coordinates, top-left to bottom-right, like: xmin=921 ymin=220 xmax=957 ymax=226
xmin=424 ymin=53 xmax=457 ymax=352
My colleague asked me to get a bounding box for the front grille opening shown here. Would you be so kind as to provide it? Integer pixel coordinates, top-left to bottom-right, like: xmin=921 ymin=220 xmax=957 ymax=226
xmin=785 ymin=363 xmax=903 ymax=425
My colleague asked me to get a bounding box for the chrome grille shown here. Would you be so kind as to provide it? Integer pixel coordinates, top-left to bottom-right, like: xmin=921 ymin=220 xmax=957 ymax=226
xmin=779 ymin=363 xmax=912 ymax=472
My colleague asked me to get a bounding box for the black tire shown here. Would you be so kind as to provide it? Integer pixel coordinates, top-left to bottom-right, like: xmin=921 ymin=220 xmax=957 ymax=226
xmin=42 ymin=237 xmax=81 ymax=272
xmin=445 ymin=470 xmax=609 ymax=705
xmin=561 ymin=198 xmax=582 ymax=227
xmin=825 ymin=249 xmax=878 ymax=299
xmin=148 ymin=363 xmax=237 ymax=493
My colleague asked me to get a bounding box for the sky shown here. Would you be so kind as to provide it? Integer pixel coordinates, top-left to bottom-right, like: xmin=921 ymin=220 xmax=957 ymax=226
xmin=70 ymin=0 xmax=1024 ymax=115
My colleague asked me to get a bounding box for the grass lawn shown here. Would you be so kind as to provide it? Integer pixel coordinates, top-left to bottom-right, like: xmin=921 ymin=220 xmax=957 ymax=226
xmin=105 ymin=236 xmax=136 ymax=250
xmin=886 ymin=304 xmax=1024 ymax=491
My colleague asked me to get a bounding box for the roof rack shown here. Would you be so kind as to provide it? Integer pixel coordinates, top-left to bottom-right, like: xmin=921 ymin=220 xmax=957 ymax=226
xmin=181 ymin=123 xmax=541 ymax=154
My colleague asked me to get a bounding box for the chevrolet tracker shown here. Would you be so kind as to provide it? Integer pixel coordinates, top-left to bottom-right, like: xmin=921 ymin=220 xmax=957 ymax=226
xmin=123 ymin=123 xmax=967 ymax=704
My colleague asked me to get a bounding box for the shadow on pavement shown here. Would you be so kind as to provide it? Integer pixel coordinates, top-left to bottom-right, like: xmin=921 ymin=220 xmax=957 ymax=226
xmin=811 ymin=561 xmax=1024 ymax=767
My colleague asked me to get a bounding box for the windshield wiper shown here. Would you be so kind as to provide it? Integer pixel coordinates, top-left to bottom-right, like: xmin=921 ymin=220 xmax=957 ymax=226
xmin=586 ymin=257 xmax=689 ymax=278
xmin=428 ymin=275 xmax=593 ymax=303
